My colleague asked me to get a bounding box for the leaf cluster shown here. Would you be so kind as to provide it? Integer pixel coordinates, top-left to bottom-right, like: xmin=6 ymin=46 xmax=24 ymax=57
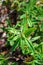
xmin=0 ymin=0 xmax=43 ymax=65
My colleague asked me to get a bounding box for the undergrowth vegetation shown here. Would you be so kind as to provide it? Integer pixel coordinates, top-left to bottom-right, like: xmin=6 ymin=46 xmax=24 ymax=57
xmin=0 ymin=0 xmax=43 ymax=65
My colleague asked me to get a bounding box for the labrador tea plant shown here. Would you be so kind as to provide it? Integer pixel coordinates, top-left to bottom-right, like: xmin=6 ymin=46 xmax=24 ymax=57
xmin=0 ymin=0 xmax=43 ymax=65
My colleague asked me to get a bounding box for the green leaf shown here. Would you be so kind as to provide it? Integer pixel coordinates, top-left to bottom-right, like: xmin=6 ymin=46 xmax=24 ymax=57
xmin=0 ymin=55 xmax=4 ymax=60
xmin=27 ymin=19 xmax=33 ymax=27
xmin=28 ymin=40 xmax=35 ymax=53
xmin=9 ymin=35 xmax=19 ymax=46
xmin=20 ymin=14 xmax=26 ymax=19
xmin=31 ymin=36 xmax=40 ymax=42
xmin=24 ymin=27 xmax=36 ymax=37
xmin=0 ymin=60 xmax=4 ymax=65
xmin=20 ymin=39 xmax=30 ymax=54
xmin=34 ymin=60 xmax=43 ymax=65
xmin=11 ymin=39 xmax=19 ymax=52
xmin=38 ymin=15 xmax=43 ymax=21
